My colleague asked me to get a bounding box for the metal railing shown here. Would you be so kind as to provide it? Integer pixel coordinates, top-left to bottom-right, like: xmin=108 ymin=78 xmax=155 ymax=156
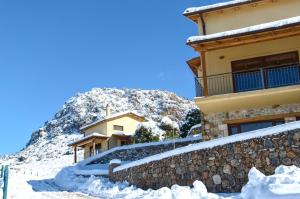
xmin=0 ymin=165 xmax=9 ymax=199
xmin=195 ymin=63 xmax=300 ymax=97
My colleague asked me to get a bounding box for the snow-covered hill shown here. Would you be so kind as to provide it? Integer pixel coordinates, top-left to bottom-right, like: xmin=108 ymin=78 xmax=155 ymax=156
xmin=3 ymin=88 xmax=196 ymax=164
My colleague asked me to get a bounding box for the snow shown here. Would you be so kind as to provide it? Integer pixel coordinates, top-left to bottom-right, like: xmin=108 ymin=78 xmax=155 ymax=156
xmin=69 ymin=132 xmax=109 ymax=146
xmin=161 ymin=116 xmax=179 ymax=129
xmin=73 ymin=165 xmax=109 ymax=176
xmin=136 ymin=121 xmax=165 ymax=138
xmin=114 ymin=121 xmax=300 ymax=172
xmin=55 ymin=164 xmax=300 ymax=199
xmin=78 ymin=136 xmax=202 ymax=167
xmin=110 ymin=159 xmax=122 ymax=165
xmin=241 ymin=165 xmax=300 ymax=199
xmin=6 ymin=88 xmax=196 ymax=163
xmin=80 ymin=111 xmax=146 ymax=131
xmin=184 ymin=0 xmax=251 ymax=14
xmin=2 ymin=147 xmax=300 ymax=199
xmin=187 ymin=123 xmax=202 ymax=137
xmin=55 ymin=166 xmax=222 ymax=199
xmin=112 ymin=132 xmax=134 ymax=136
xmin=187 ymin=16 xmax=300 ymax=43
xmin=5 ymin=155 xmax=96 ymax=199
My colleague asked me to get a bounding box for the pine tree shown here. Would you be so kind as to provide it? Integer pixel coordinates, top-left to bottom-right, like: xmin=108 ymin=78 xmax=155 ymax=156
xmin=180 ymin=109 xmax=201 ymax=138
xmin=134 ymin=126 xmax=159 ymax=143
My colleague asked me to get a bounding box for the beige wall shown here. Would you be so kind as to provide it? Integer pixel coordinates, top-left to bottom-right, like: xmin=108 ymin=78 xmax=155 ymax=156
xmin=105 ymin=115 xmax=142 ymax=137
xmin=198 ymin=0 xmax=300 ymax=35
xmin=84 ymin=122 xmax=107 ymax=136
xmin=82 ymin=115 xmax=142 ymax=157
xmin=83 ymin=115 xmax=142 ymax=137
xmin=197 ymin=35 xmax=300 ymax=96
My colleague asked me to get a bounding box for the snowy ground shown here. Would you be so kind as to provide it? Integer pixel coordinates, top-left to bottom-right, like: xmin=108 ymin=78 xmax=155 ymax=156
xmin=6 ymin=155 xmax=96 ymax=199
xmin=3 ymin=154 xmax=300 ymax=199
xmin=55 ymin=163 xmax=300 ymax=199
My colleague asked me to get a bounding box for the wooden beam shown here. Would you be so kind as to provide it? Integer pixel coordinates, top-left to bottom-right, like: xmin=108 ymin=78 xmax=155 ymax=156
xmin=200 ymin=51 xmax=208 ymax=96
xmin=92 ymin=140 xmax=96 ymax=156
xmin=224 ymin=112 xmax=300 ymax=124
xmin=193 ymin=26 xmax=300 ymax=51
xmin=74 ymin=146 xmax=77 ymax=163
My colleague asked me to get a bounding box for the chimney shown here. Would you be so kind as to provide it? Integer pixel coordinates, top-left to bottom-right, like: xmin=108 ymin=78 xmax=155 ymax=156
xmin=106 ymin=104 xmax=111 ymax=117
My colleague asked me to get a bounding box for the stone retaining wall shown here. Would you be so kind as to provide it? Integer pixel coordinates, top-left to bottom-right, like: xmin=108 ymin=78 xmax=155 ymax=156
xmin=88 ymin=138 xmax=201 ymax=165
xmin=110 ymin=128 xmax=300 ymax=193
xmin=202 ymin=103 xmax=300 ymax=139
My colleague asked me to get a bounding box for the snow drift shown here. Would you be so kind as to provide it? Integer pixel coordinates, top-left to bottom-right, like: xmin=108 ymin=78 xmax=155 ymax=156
xmin=54 ymin=165 xmax=300 ymax=199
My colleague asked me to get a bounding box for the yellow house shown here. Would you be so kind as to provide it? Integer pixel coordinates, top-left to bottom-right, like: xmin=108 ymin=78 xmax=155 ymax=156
xmin=184 ymin=0 xmax=300 ymax=139
xmin=69 ymin=105 xmax=147 ymax=162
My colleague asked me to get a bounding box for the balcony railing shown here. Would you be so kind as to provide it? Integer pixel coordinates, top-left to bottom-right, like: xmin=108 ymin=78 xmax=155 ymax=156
xmin=195 ymin=63 xmax=300 ymax=97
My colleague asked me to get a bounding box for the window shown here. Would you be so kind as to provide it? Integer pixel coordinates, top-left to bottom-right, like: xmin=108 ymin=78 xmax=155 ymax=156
xmin=296 ymin=117 xmax=300 ymax=121
xmin=113 ymin=125 xmax=124 ymax=131
xmin=228 ymin=119 xmax=284 ymax=135
xmin=120 ymin=140 xmax=130 ymax=146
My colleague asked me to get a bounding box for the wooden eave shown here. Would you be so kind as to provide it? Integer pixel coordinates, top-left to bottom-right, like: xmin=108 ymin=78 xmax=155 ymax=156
xmin=112 ymin=134 xmax=132 ymax=139
xmin=80 ymin=113 xmax=148 ymax=132
xmin=68 ymin=135 xmax=109 ymax=147
xmin=183 ymin=0 xmax=265 ymax=22
xmin=188 ymin=23 xmax=300 ymax=51
xmin=186 ymin=57 xmax=201 ymax=76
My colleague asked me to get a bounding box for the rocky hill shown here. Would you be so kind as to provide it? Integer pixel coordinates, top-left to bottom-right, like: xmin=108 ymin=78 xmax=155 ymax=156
xmin=4 ymin=88 xmax=196 ymax=164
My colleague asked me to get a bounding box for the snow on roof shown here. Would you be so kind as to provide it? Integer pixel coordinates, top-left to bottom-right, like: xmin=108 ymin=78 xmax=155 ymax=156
xmin=68 ymin=133 xmax=109 ymax=146
xmin=77 ymin=136 xmax=202 ymax=167
xmin=114 ymin=121 xmax=300 ymax=172
xmin=80 ymin=111 xmax=146 ymax=131
xmin=112 ymin=132 xmax=134 ymax=136
xmin=109 ymin=159 xmax=121 ymax=165
xmin=184 ymin=0 xmax=255 ymax=15
xmin=187 ymin=16 xmax=300 ymax=44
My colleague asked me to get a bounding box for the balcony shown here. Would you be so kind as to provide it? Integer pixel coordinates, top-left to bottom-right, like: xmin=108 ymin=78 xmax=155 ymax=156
xmin=196 ymin=63 xmax=300 ymax=97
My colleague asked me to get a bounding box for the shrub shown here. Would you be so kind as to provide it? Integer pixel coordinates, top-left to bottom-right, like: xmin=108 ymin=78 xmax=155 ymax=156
xmin=180 ymin=109 xmax=201 ymax=138
xmin=134 ymin=126 xmax=159 ymax=143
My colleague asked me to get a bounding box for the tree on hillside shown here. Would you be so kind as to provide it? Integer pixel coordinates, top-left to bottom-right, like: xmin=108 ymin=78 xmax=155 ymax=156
xmin=159 ymin=116 xmax=180 ymax=140
xmin=134 ymin=125 xmax=160 ymax=143
xmin=180 ymin=109 xmax=201 ymax=138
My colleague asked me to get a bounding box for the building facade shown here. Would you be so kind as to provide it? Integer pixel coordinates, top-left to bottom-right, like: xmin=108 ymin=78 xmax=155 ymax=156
xmin=184 ymin=0 xmax=300 ymax=139
xmin=69 ymin=105 xmax=147 ymax=162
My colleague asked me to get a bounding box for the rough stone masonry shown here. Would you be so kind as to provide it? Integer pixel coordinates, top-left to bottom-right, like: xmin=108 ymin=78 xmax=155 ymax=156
xmin=109 ymin=128 xmax=300 ymax=193
xmin=88 ymin=138 xmax=201 ymax=165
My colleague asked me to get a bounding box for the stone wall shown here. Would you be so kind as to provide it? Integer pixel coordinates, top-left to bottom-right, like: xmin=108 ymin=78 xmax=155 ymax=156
xmin=88 ymin=138 xmax=201 ymax=165
xmin=202 ymin=103 xmax=300 ymax=139
xmin=110 ymin=128 xmax=300 ymax=192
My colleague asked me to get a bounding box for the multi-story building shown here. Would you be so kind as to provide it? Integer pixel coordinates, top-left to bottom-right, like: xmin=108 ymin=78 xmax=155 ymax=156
xmin=184 ymin=0 xmax=300 ymax=139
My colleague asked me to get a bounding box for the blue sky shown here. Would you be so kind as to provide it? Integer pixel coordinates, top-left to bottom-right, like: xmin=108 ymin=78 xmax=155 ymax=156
xmin=0 ymin=0 xmax=222 ymax=155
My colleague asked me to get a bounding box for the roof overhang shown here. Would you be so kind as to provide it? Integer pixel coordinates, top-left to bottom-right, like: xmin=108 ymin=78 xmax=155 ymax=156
xmin=186 ymin=57 xmax=201 ymax=76
xmin=68 ymin=134 xmax=110 ymax=147
xmin=187 ymin=22 xmax=300 ymax=51
xmin=112 ymin=133 xmax=133 ymax=139
xmin=183 ymin=0 xmax=265 ymax=22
